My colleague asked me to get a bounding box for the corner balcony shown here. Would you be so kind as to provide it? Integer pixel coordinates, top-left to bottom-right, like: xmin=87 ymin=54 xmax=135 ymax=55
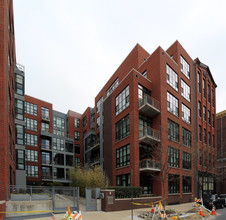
xmin=41 ymin=115 xmax=50 ymax=122
xmin=140 ymin=159 xmax=161 ymax=172
xmin=139 ymin=127 xmax=160 ymax=145
xmin=139 ymin=95 xmax=160 ymax=117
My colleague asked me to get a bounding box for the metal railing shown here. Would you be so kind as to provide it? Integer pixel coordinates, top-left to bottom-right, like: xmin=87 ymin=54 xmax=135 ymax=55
xmin=140 ymin=159 xmax=161 ymax=170
xmin=139 ymin=126 xmax=160 ymax=141
xmin=42 ymin=159 xmax=52 ymax=165
xmin=42 ymin=175 xmax=52 ymax=180
xmin=41 ymin=115 xmax=50 ymax=121
xmin=41 ymin=144 xmax=51 ymax=150
xmin=139 ymin=95 xmax=160 ymax=111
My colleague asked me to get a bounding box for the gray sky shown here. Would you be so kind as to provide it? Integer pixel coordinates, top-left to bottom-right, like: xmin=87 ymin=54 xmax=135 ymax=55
xmin=13 ymin=0 xmax=226 ymax=114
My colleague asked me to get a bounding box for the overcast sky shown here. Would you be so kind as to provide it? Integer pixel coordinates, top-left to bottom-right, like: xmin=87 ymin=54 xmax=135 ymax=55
xmin=13 ymin=0 xmax=226 ymax=114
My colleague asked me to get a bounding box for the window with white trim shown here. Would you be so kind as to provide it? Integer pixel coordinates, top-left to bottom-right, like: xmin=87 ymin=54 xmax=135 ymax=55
xmin=182 ymin=104 xmax=191 ymax=124
xmin=181 ymin=79 xmax=190 ymax=102
xmin=180 ymin=56 xmax=190 ymax=79
xmin=115 ymin=85 xmax=129 ymax=116
xmin=167 ymin=92 xmax=179 ymax=116
xmin=166 ymin=65 xmax=178 ymax=91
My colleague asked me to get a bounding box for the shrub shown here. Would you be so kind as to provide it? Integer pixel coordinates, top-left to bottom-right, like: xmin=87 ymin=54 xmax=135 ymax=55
xmin=110 ymin=186 xmax=142 ymax=198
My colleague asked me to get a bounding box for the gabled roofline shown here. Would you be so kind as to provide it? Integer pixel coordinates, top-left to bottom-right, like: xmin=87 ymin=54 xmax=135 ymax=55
xmin=195 ymin=58 xmax=217 ymax=88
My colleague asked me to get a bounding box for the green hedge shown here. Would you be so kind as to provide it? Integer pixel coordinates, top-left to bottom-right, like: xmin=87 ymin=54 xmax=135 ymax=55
xmin=109 ymin=186 xmax=142 ymax=198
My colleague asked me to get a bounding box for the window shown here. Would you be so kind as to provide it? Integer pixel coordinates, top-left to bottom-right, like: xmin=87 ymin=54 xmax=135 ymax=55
xmin=181 ymin=80 xmax=191 ymax=102
xmin=198 ymin=72 xmax=201 ymax=93
xmin=203 ymin=106 xmax=206 ymax=121
xmin=75 ymin=157 xmax=80 ymax=167
xmin=208 ymin=132 xmax=211 ymax=146
xmin=83 ymin=115 xmax=87 ymax=128
xmin=142 ymin=70 xmax=147 ymax=78
xmin=199 ymin=125 xmax=202 ymax=141
xmin=139 ymin=115 xmax=152 ymax=138
xmin=75 ymin=144 xmax=80 ymax=154
xmin=116 ymin=144 xmax=130 ymax=168
xmin=42 ymin=167 xmax=51 ymax=178
xmin=182 ymin=128 xmax=191 ymax=147
xmin=75 ymin=131 xmax=80 ymax=141
xmin=168 ymin=146 xmax=180 ymax=168
xmin=26 ymin=165 xmax=38 ymax=178
xmin=204 ymin=151 xmax=207 ymax=166
xmin=138 ymin=84 xmax=151 ymax=99
xmin=209 ymin=153 xmax=211 ymax=169
xmin=53 ymin=116 xmax=65 ymax=129
xmin=65 ymin=141 xmax=73 ymax=153
xmin=41 ymin=122 xmax=49 ymax=132
xmin=166 ymin=65 xmax=178 ymax=91
xmin=26 ymin=150 xmax=38 ymax=162
xmin=115 ymin=115 xmax=130 ymax=142
xmin=212 ymin=135 xmax=215 ymax=148
xmin=25 ymin=118 xmax=37 ymax=131
xmin=16 ymin=124 xmax=24 ymax=145
xmin=183 ymin=176 xmax=191 ymax=193
xmin=198 ymin=101 xmax=202 ymax=117
xmin=53 ymin=129 xmax=65 ymax=136
xmin=203 ymin=79 xmax=206 ymax=98
xmin=204 ymin=128 xmax=206 ymax=144
xmin=212 ymin=114 xmax=215 ymax=127
xmin=41 ymin=139 xmax=50 ymax=150
xmin=182 ymin=104 xmax=191 ymax=124
xmin=167 ymin=92 xmax=179 ymax=116
xmin=41 ymin=107 xmax=49 ymax=120
xmin=74 ymin=118 xmax=80 ymax=128
xmin=115 ymin=85 xmax=129 ymax=115
xmin=208 ymin=85 xmax=210 ymax=103
xmin=208 ymin=111 xmax=211 ymax=124
xmin=116 ymin=173 xmax=130 ymax=186
xmin=97 ymin=117 xmax=100 ymax=129
xmin=212 ymin=89 xmax=214 ymax=107
xmin=168 ymin=174 xmax=180 ymax=194
xmin=96 ymin=97 xmax=103 ymax=113
xmin=168 ymin=119 xmax=179 ymax=142
xmin=180 ymin=56 xmax=190 ymax=79
xmin=183 ymin=152 xmax=191 ymax=170
xmin=53 ymin=167 xmax=64 ymax=179
xmin=53 ymin=153 xmax=64 ymax=165
xmin=16 ymin=150 xmax=25 ymax=170
xmin=106 ymin=78 xmax=119 ymax=97
xmin=66 ymin=155 xmax=74 ymax=167
xmin=41 ymin=152 xmax=51 ymax=164
xmin=52 ymin=138 xmax=64 ymax=151
xmin=25 ymin=134 xmax=38 ymax=147
xmin=15 ymin=74 xmax=24 ymax=95
xmin=199 ymin=149 xmax=202 ymax=165
xmin=15 ymin=99 xmax=24 ymax=120
xmin=25 ymin=102 xmax=37 ymax=116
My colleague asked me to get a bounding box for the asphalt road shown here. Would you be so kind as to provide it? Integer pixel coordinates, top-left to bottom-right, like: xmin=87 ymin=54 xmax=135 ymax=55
xmin=215 ymin=206 xmax=226 ymax=220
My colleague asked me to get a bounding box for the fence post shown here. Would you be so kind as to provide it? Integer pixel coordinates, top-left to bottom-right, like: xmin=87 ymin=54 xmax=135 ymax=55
xmin=77 ymin=187 xmax=80 ymax=212
xmin=30 ymin=186 xmax=32 ymax=201
xmin=73 ymin=187 xmax=75 ymax=210
xmin=52 ymin=187 xmax=55 ymax=212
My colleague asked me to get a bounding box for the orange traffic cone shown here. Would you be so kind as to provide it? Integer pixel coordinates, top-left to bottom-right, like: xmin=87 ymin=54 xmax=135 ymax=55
xmin=158 ymin=201 xmax=163 ymax=210
xmin=172 ymin=216 xmax=178 ymax=219
xmin=199 ymin=206 xmax=204 ymax=216
xmin=211 ymin=205 xmax=216 ymax=215
xmin=151 ymin=203 xmax=155 ymax=213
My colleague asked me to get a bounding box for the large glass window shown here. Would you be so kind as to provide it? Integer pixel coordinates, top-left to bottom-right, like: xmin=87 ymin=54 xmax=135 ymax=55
xmin=41 ymin=122 xmax=49 ymax=132
xmin=212 ymin=89 xmax=214 ymax=107
xmin=199 ymin=125 xmax=202 ymax=141
xmin=53 ymin=116 xmax=65 ymax=129
xmin=183 ymin=152 xmax=191 ymax=170
xmin=181 ymin=80 xmax=190 ymax=102
xmin=208 ymin=85 xmax=210 ymax=103
xmin=15 ymin=74 xmax=24 ymax=95
xmin=75 ymin=157 xmax=80 ymax=167
xmin=16 ymin=124 xmax=24 ymax=145
xmin=198 ymin=101 xmax=201 ymax=118
xmin=168 ymin=174 xmax=180 ymax=194
xmin=168 ymin=119 xmax=179 ymax=142
xmin=167 ymin=92 xmax=179 ymax=116
xmin=53 ymin=167 xmax=65 ymax=179
xmin=166 ymin=65 xmax=178 ymax=91
xmin=106 ymin=78 xmax=119 ymax=97
xmin=96 ymin=97 xmax=103 ymax=113
xmin=52 ymin=138 xmax=64 ymax=151
xmin=138 ymin=84 xmax=151 ymax=100
xmin=26 ymin=150 xmax=38 ymax=162
xmin=16 ymin=150 xmax=25 ymax=170
xmin=203 ymin=106 xmax=206 ymax=121
xmin=41 ymin=139 xmax=50 ymax=150
xmin=204 ymin=128 xmax=207 ymax=144
xmin=208 ymin=132 xmax=211 ymax=146
xmin=25 ymin=134 xmax=38 ymax=147
xmin=74 ymin=118 xmax=80 ymax=128
xmin=42 ymin=152 xmax=51 ymax=164
xmin=75 ymin=131 xmax=80 ymax=141
xmin=208 ymin=110 xmax=211 ymax=124
xmin=212 ymin=114 xmax=215 ymax=127
xmin=116 ymin=144 xmax=130 ymax=168
xmin=53 ymin=153 xmax=64 ymax=165
xmin=26 ymin=165 xmax=38 ymax=178
xmin=65 ymin=141 xmax=73 ymax=153
xmin=139 ymin=115 xmax=152 ymax=137
xmin=182 ymin=128 xmax=191 ymax=147
xmin=115 ymin=85 xmax=129 ymax=116
xmin=198 ymin=72 xmax=201 ymax=93
xmin=115 ymin=115 xmax=130 ymax=142
xmin=75 ymin=144 xmax=80 ymax=154
xmin=15 ymin=99 xmax=24 ymax=120
xmin=25 ymin=118 xmax=37 ymax=131
xmin=182 ymin=104 xmax=191 ymax=124
xmin=180 ymin=56 xmax=190 ymax=79
xmin=116 ymin=173 xmax=130 ymax=186
xmin=203 ymin=79 xmax=206 ymax=98
xmin=41 ymin=107 xmax=49 ymax=120
xmin=168 ymin=146 xmax=180 ymax=168
xmin=25 ymin=102 xmax=37 ymax=116
xmin=183 ymin=176 xmax=191 ymax=193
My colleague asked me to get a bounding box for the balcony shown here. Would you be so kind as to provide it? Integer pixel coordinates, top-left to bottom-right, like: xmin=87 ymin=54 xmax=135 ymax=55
xmin=42 ymin=159 xmax=52 ymax=166
xmin=139 ymin=127 xmax=160 ymax=145
xmin=41 ymin=115 xmax=50 ymax=122
xmin=139 ymin=95 xmax=160 ymax=117
xmin=41 ymin=144 xmax=51 ymax=151
xmin=41 ymin=128 xmax=52 ymax=137
xmin=90 ymin=159 xmax=100 ymax=167
xmin=42 ymin=175 xmax=52 ymax=181
xmin=140 ymin=159 xmax=161 ymax=172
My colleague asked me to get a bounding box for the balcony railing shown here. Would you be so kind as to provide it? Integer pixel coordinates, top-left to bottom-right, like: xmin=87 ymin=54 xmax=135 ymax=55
xmin=41 ymin=144 xmax=51 ymax=150
xmin=41 ymin=115 xmax=50 ymax=122
xmin=42 ymin=159 xmax=52 ymax=165
xmin=139 ymin=95 xmax=160 ymax=117
xmin=42 ymin=175 xmax=52 ymax=180
xmin=140 ymin=159 xmax=161 ymax=171
xmin=139 ymin=127 xmax=160 ymax=144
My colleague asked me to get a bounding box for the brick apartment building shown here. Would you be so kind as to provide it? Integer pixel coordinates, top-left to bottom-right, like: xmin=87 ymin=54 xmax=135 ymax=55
xmin=0 ymin=0 xmax=16 ymax=216
xmin=0 ymin=1 xmax=219 ymax=217
xmin=216 ymin=110 xmax=226 ymax=193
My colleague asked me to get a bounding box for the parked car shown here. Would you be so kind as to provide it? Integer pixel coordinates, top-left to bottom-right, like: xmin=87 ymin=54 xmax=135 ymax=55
xmin=202 ymin=194 xmax=225 ymax=209
xmin=218 ymin=194 xmax=226 ymax=207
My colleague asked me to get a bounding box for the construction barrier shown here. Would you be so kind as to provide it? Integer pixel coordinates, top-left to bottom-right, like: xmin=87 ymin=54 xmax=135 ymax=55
xmin=211 ymin=205 xmax=216 ymax=215
xmin=64 ymin=206 xmax=82 ymax=220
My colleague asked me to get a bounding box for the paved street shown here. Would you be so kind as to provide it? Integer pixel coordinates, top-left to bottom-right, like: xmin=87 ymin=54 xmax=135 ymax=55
xmin=215 ymin=206 xmax=226 ymax=220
